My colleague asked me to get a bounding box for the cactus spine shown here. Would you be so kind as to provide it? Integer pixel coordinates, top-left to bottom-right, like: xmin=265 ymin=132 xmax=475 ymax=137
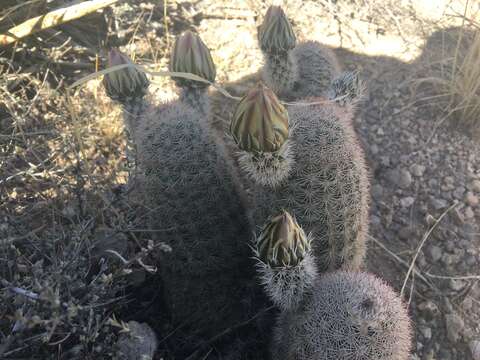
xmin=258 ymin=6 xmax=341 ymax=101
xmin=271 ymin=271 xmax=412 ymax=360
xmin=255 ymin=211 xmax=317 ymax=311
xmin=328 ymin=70 xmax=366 ymax=110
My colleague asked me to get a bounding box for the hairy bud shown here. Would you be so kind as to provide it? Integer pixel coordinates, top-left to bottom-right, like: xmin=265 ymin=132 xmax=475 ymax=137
xmin=257 ymin=211 xmax=310 ymax=268
xmin=257 ymin=6 xmax=296 ymax=54
xmin=103 ymin=49 xmax=149 ymax=102
xmin=169 ymin=30 xmax=216 ymax=88
xmin=230 ymin=83 xmax=289 ymax=154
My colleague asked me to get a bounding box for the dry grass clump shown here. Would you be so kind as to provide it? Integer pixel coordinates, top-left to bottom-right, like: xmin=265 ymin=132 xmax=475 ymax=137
xmin=0 ymin=50 xmax=159 ymax=359
xmin=447 ymin=27 xmax=480 ymax=133
xmin=415 ymin=4 xmax=480 ymax=138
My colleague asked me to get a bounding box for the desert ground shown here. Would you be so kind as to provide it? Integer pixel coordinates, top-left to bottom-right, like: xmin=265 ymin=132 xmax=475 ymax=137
xmin=1 ymin=0 xmax=480 ymax=359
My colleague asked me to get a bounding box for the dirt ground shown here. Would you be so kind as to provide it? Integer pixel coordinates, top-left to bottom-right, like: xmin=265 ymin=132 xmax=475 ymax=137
xmin=1 ymin=0 xmax=480 ymax=359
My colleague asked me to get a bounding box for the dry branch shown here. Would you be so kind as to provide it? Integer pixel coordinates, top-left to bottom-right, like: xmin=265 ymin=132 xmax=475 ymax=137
xmin=0 ymin=0 xmax=118 ymax=46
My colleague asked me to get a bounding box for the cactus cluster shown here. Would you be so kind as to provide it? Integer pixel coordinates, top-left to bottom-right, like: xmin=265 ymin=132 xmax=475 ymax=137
xmin=256 ymin=212 xmax=411 ymax=360
xmin=231 ymin=86 xmax=370 ymax=273
xmin=101 ymin=6 xmax=412 ymax=360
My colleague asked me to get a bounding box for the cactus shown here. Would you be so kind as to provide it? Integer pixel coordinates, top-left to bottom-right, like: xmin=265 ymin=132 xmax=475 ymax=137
xmin=102 ymin=49 xmax=150 ymax=178
xmin=258 ymin=6 xmax=341 ymax=101
xmin=328 ymin=70 xmax=366 ymax=109
xmin=230 ymin=83 xmax=293 ymax=187
xmin=271 ymin=271 xmax=412 ymax=360
xmin=255 ymin=211 xmax=317 ymax=311
xmin=169 ymin=30 xmax=216 ymax=116
xmin=132 ymin=94 xmax=260 ymax=353
xmin=231 ymin=87 xmax=370 ymax=273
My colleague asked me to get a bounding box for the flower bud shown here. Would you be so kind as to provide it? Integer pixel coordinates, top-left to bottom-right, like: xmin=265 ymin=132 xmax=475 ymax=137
xmin=230 ymin=83 xmax=289 ymax=153
xmin=257 ymin=6 xmax=296 ymax=54
xmin=257 ymin=211 xmax=310 ymax=268
xmin=102 ymin=49 xmax=149 ymax=102
xmin=169 ymin=31 xmax=216 ymax=88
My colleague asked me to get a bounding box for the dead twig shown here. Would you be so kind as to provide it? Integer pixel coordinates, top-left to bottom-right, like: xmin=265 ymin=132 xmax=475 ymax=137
xmin=0 ymin=0 xmax=118 ymax=46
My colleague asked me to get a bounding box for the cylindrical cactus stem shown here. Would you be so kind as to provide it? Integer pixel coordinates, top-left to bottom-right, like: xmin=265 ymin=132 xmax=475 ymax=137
xmin=258 ymin=6 xmax=341 ymax=101
xmin=239 ymin=97 xmax=369 ymax=274
xmin=133 ymin=97 xmax=257 ymax=354
xmin=255 ymin=211 xmax=317 ymax=312
xmin=102 ymin=48 xmax=150 ymax=178
xmin=257 ymin=6 xmax=298 ymax=97
xmin=328 ymin=70 xmax=366 ymax=109
xmin=271 ymin=271 xmax=412 ymax=360
xmin=169 ymin=30 xmax=216 ymax=116
xmin=230 ymin=83 xmax=293 ymax=187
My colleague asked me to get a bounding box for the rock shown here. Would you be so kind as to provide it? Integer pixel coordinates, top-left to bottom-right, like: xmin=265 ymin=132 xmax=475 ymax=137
xmin=430 ymin=198 xmax=448 ymax=211
xmin=470 ymin=340 xmax=480 ymax=360
xmin=377 ymin=127 xmax=385 ymax=136
xmin=418 ymin=300 xmax=439 ymax=320
xmin=445 ymin=313 xmax=464 ymax=343
xmin=370 ymin=144 xmax=379 ymax=155
xmin=419 ymin=326 xmax=432 ymax=340
xmin=410 ymin=164 xmax=425 ymax=177
xmin=116 ymin=321 xmax=157 ymax=360
xmin=452 ymin=207 xmax=465 ymax=225
xmin=464 ymin=206 xmax=475 ymax=219
xmin=397 ymin=168 xmax=413 ymax=188
xmin=471 ymin=180 xmax=480 ymax=193
xmin=449 ymin=279 xmax=464 ymax=291
xmin=400 ymin=196 xmax=415 ymax=208
xmin=465 ymin=192 xmax=479 ymax=207
xmin=371 ymin=184 xmax=384 ymax=199
xmin=452 ymin=187 xmax=465 ymax=200
xmin=427 ymin=245 xmax=442 ymax=262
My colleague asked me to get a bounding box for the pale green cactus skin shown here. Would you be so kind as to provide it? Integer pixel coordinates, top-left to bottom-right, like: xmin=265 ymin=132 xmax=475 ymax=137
xmin=271 ymin=271 xmax=412 ymax=360
xmin=246 ymin=99 xmax=369 ymax=273
xmin=258 ymin=6 xmax=341 ymax=100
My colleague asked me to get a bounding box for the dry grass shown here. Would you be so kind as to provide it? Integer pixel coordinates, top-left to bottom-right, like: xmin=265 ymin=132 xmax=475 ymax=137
xmin=414 ymin=3 xmax=480 ymax=138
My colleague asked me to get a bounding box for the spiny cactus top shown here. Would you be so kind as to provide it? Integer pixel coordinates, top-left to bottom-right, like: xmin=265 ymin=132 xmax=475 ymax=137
xmin=257 ymin=211 xmax=310 ymax=268
xmin=230 ymin=82 xmax=289 ymax=154
xmin=257 ymin=5 xmax=341 ymax=100
xmin=328 ymin=70 xmax=366 ymax=108
xmin=255 ymin=211 xmax=317 ymax=311
xmin=257 ymin=5 xmax=296 ymax=54
xmin=272 ymin=271 xmax=412 ymax=360
xmin=102 ymin=48 xmax=149 ymax=103
xmin=169 ymin=30 xmax=216 ymax=88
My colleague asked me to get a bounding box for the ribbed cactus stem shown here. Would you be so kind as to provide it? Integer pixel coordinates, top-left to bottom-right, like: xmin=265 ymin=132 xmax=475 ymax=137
xmin=262 ymin=52 xmax=298 ymax=97
xmin=121 ymin=99 xmax=150 ymax=178
xmin=245 ymin=98 xmax=369 ymax=274
xmin=102 ymin=48 xmax=150 ymax=180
